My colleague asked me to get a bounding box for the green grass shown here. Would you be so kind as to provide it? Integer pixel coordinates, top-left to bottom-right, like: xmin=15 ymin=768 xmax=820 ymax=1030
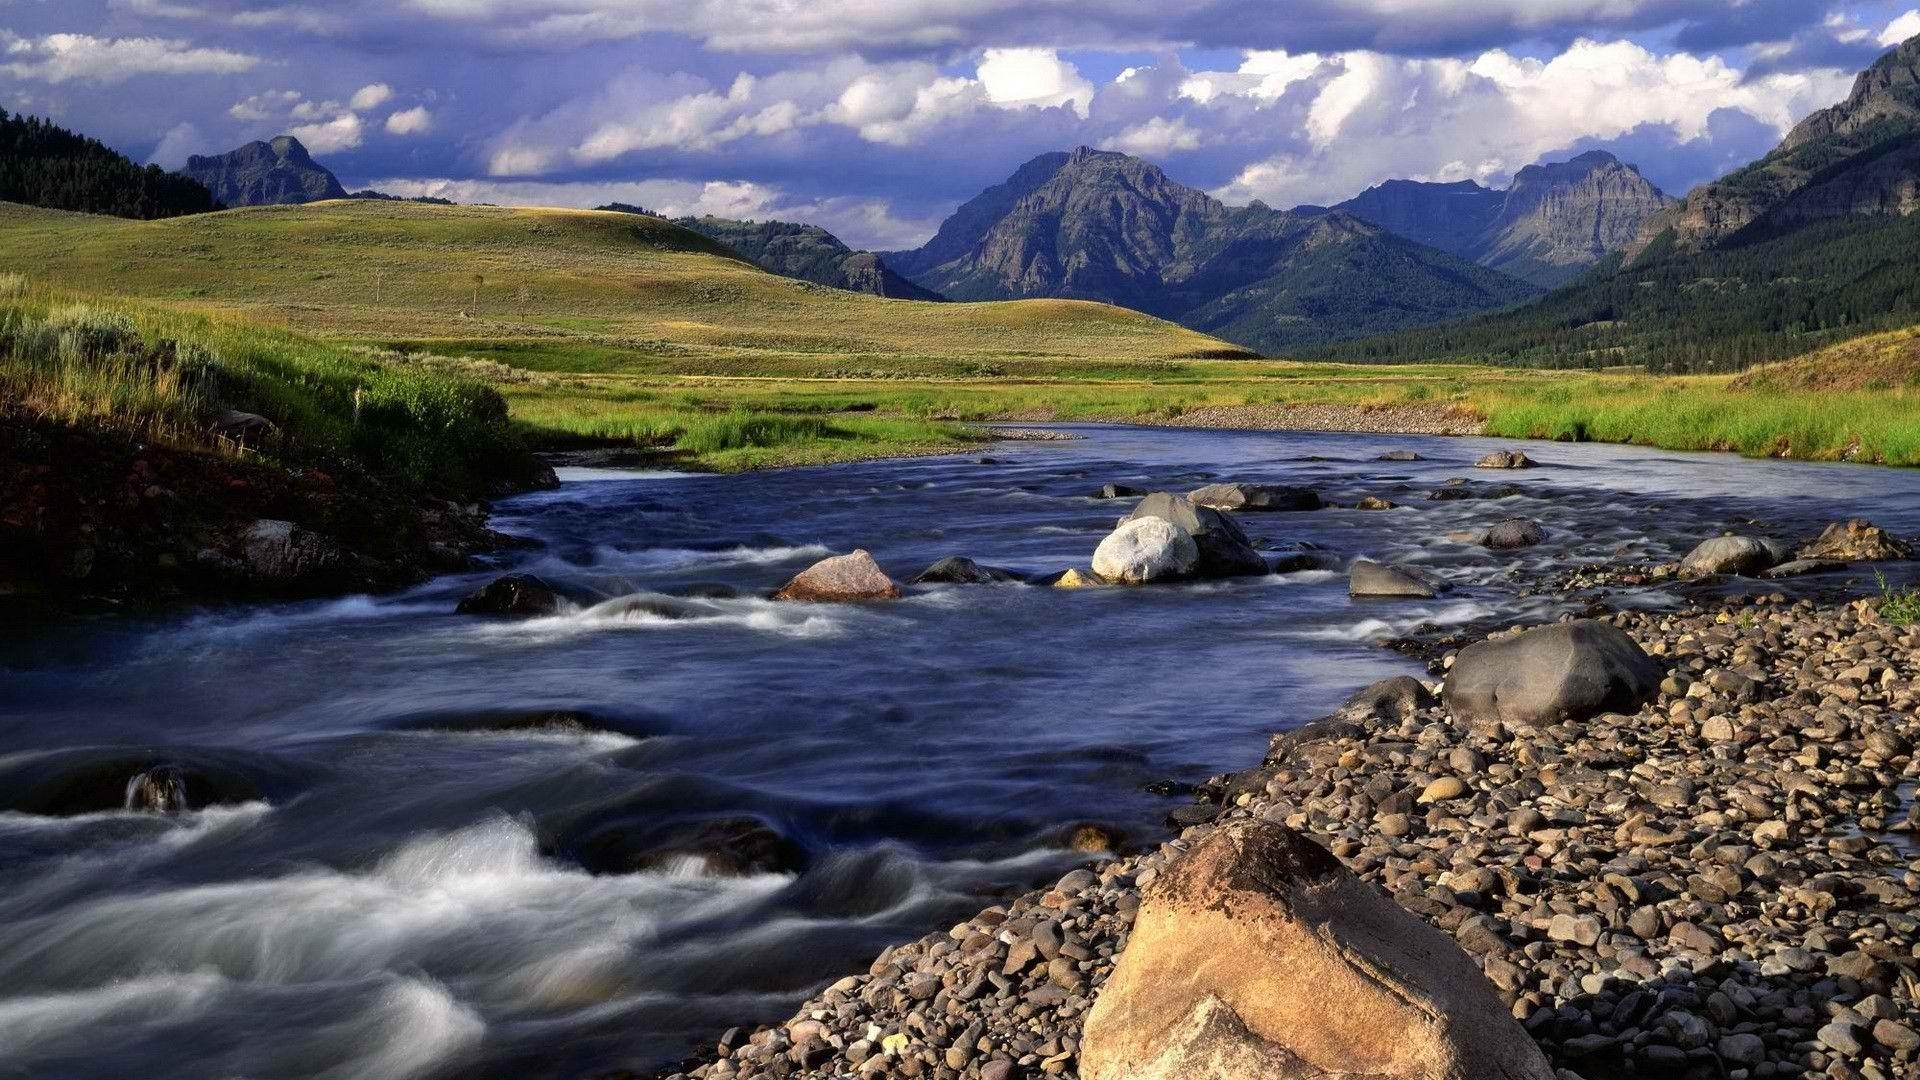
xmin=1877 ymin=571 xmax=1920 ymax=625
xmin=6 ymin=198 xmax=1920 ymax=472
xmin=0 ymin=279 xmax=539 ymax=497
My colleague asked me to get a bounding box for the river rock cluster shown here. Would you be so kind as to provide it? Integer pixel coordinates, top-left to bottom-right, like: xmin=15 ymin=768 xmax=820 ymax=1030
xmin=662 ymin=590 xmax=1920 ymax=1080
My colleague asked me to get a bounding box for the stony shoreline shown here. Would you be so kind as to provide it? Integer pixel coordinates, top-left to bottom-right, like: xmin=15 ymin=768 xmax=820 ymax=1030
xmin=1136 ymin=401 xmax=1487 ymax=438
xmin=661 ymin=589 xmax=1920 ymax=1080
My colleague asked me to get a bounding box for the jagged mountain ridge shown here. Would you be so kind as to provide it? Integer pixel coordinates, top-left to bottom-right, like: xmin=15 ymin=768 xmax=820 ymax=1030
xmin=1641 ymin=34 xmax=1920 ymax=254
xmin=670 ymin=215 xmax=940 ymax=300
xmin=1336 ymin=151 xmax=1674 ymax=288
xmin=885 ymin=147 xmax=1537 ymax=354
xmin=180 ymin=136 xmax=347 ymax=207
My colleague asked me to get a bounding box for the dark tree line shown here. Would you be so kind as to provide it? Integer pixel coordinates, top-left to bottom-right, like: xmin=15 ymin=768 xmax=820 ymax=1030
xmin=1304 ymin=212 xmax=1920 ymax=373
xmin=0 ymin=109 xmax=219 ymax=220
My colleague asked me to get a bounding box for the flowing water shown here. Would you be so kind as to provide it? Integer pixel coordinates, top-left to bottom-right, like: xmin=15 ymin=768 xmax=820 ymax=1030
xmin=4 ymin=425 xmax=1919 ymax=1080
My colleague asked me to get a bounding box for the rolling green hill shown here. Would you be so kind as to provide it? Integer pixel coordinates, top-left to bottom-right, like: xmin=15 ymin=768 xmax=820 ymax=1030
xmin=0 ymin=199 xmax=1237 ymax=375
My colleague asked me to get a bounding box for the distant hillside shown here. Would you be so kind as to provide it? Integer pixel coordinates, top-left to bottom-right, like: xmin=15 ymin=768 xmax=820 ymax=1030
xmin=181 ymin=136 xmax=347 ymax=207
xmin=1731 ymin=325 xmax=1920 ymax=391
xmin=0 ymin=200 xmax=1240 ymax=371
xmin=1312 ymin=36 xmax=1920 ymax=373
xmin=1642 ymin=34 xmax=1920 ymax=254
xmin=0 ymin=109 xmax=218 ymax=220
xmin=883 ymin=147 xmax=1537 ymax=354
xmin=630 ymin=211 xmax=939 ymax=299
xmin=1336 ymin=152 xmax=1674 ymax=287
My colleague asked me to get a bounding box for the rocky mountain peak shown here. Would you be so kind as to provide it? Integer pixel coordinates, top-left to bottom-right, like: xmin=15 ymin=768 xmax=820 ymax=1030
xmin=1640 ymin=33 xmax=1920 ymax=255
xmin=884 ymin=146 xmax=1537 ymax=354
xmin=1334 ymin=152 xmax=1670 ymax=287
xmin=181 ymin=135 xmax=347 ymax=207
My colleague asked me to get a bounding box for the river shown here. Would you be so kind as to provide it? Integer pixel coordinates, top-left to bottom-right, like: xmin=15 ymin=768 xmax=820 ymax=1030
xmin=3 ymin=425 xmax=1917 ymax=1080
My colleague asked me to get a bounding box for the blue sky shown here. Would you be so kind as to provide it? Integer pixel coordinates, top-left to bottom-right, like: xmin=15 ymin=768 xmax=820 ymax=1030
xmin=4 ymin=1 xmax=1917 ymax=248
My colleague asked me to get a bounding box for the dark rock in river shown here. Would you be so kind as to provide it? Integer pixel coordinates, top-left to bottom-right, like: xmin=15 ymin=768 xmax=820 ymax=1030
xmin=1680 ymin=535 xmax=1779 ymax=577
xmin=1484 ymin=518 xmax=1546 ymax=550
xmin=1444 ymin=619 xmax=1661 ymax=729
xmin=1799 ymin=519 xmax=1911 ymax=562
xmin=1080 ymin=820 xmax=1555 ymax=1080
xmin=1120 ymin=493 xmax=1268 ymax=578
xmin=564 ymin=815 xmax=806 ymax=877
xmin=124 ymin=765 xmax=190 ymax=813
xmin=457 ymin=573 xmax=563 ymax=616
xmin=0 ymin=748 xmax=284 ymax=816
xmin=911 ymin=556 xmax=1023 ymax=585
xmin=1427 ymin=483 xmax=1524 ymax=502
xmin=772 ymin=550 xmax=903 ymax=602
xmin=1349 ymin=560 xmax=1441 ymax=599
xmin=1475 ymin=449 xmax=1536 ymax=469
xmin=1188 ymin=482 xmax=1322 ymax=512
xmin=1377 ymin=450 xmax=1420 ymax=462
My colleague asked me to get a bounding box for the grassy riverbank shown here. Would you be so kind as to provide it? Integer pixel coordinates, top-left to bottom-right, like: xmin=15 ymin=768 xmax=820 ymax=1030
xmin=0 ymin=276 xmax=548 ymax=604
xmin=4 ymin=198 xmax=1920 ymax=470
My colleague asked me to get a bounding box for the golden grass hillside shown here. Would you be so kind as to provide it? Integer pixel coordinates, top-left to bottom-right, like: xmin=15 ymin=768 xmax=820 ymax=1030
xmin=0 ymin=200 xmax=1243 ymax=377
xmin=1731 ymin=326 xmax=1920 ymax=393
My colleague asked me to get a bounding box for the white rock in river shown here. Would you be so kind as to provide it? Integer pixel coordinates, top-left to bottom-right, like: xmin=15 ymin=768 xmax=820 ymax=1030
xmin=1093 ymin=517 xmax=1200 ymax=585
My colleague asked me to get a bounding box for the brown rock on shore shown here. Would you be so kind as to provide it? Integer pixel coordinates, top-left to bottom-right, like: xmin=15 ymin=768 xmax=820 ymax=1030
xmin=1080 ymin=820 xmax=1554 ymax=1080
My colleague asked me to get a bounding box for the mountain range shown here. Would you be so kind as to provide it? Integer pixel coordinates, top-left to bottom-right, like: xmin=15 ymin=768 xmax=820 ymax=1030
xmin=881 ymin=146 xmax=1543 ymax=354
xmin=669 ymin=215 xmax=940 ymax=300
xmin=1313 ymin=35 xmax=1920 ymax=372
xmin=1334 ymin=151 xmax=1674 ymax=287
xmin=181 ymin=136 xmax=347 ymax=207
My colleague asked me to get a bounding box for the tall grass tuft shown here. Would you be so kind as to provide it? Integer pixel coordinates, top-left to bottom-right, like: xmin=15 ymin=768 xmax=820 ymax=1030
xmin=0 ymin=280 xmax=540 ymax=498
xmin=1875 ymin=571 xmax=1920 ymax=625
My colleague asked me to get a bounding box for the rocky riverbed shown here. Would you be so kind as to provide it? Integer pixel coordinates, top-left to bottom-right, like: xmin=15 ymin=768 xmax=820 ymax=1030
xmin=666 ymin=590 xmax=1919 ymax=1080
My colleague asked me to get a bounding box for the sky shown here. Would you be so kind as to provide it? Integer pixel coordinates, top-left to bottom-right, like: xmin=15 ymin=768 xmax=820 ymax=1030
xmin=4 ymin=1 xmax=1919 ymax=250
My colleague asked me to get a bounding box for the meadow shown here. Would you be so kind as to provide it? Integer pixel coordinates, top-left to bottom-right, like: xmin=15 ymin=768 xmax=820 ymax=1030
xmin=4 ymin=199 xmax=1920 ymax=470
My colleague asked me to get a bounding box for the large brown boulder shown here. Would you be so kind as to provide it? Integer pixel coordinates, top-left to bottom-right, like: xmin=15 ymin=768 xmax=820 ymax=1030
xmin=1443 ymin=620 xmax=1661 ymax=729
xmin=1081 ymin=820 xmax=1555 ymax=1080
xmin=771 ymin=550 xmax=902 ymax=602
xmin=1799 ymin=519 xmax=1911 ymax=562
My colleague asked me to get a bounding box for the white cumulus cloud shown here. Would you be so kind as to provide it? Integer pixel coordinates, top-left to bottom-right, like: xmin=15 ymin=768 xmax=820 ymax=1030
xmin=977 ymin=48 xmax=1094 ymax=117
xmin=1882 ymin=10 xmax=1920 ymax=46
xmin=290 ymin=112 xmax=364 ymax=153
xmin=350 ymin=83 xmax=394 ymax=111
xmin=386 ymin=105 xmax=434 ymax=135
xmin=0 ymin=32 xmax=259 ymax=85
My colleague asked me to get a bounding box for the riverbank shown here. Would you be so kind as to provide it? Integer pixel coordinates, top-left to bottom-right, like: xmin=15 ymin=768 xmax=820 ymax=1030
xmin=664 ymin=588 xmax=1920 ymax=1080
xmin=0 ymin=284 xmax=554 ymax=613
xmin=502 ymin=361 xmax=1920 ymax=474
